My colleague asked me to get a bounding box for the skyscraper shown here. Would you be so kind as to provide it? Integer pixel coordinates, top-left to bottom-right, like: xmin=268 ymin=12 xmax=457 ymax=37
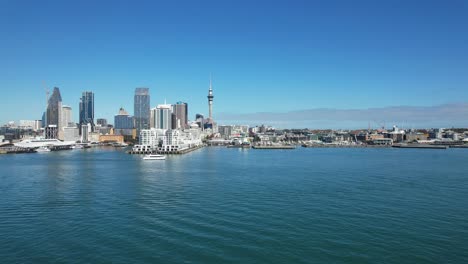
xmin=46 ymin=87 xmax=62 ymax=127
xmin=171 ymin=102 xmax=188 ymax=129
xmin=154 ymin=104 xmax=172 ymax=130
xmin=46 ymin=87 xmax=62 ymax=139
xmin=134 ymin=88 xmax=150 ymax=133
xmin=61 ymin=105 xmax=72 ymax=128
xmin=79 ymin=91 xmax=94 ymax=134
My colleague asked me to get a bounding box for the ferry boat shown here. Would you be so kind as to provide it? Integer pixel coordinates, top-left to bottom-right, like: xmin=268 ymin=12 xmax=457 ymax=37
xmin=143 ymin=154 xmax=166 ymax=160
xmin=15 ymin=137 xmax=74 ymax=151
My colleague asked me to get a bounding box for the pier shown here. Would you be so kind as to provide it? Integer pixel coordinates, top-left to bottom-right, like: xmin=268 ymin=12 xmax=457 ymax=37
xmin=252 ymin=145 xmax=295 ymax=149
xmin=392 ymin=144 xmax=448 ymax=149
xmin=128 ymin=145 xmax=204 ymax=155
xmin=0 ymin=146 xmax=35 ymax=154
xmin=302 ymin=144 xmax=390 ymax=148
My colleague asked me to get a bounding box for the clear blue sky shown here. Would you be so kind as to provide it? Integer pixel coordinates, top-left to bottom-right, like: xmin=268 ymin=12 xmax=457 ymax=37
xmin=1 ymin=0 xmax=467 ymax=127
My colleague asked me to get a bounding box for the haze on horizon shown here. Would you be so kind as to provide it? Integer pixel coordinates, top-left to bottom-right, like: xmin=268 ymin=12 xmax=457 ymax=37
xmin=1 ymin=0 xmax=467 ymax=128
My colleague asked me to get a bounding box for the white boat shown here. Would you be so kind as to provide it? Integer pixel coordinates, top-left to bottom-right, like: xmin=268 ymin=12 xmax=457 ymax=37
xmin=143 ymin=154 xmax=166 ymax=160
xmin=36 ymin=146 xmax=51 ymax=152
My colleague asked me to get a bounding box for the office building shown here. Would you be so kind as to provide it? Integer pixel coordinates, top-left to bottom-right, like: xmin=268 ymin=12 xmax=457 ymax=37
xmin=46 ymin=87 xmax=62 ymax=139
xmin=114 ymin=108 xmax=134 ymax=129
xmin=97 ymin=118 xmax=107 ymax=127
xmin=154 ymin=104 xmax=172 ymax=130
xmin=79 ymin=91 xmax=94 ymax=134
xmin=134 ymin=88 xmax=150 ymax=133
xmin=171 ymin=102 xmax=188 ymax=129
xmin=61 ymin=105 xmax=73 ymax=129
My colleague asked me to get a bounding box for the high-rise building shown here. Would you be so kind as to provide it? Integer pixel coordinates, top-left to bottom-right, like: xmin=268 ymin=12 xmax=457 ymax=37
xmin=134 ymin=88 xmax=150 ymax=133
xmin=195 ymin=114 xmax=204 ymax=130
xmin=79 ymin=91 xmax=94 ymax=134
xmin=46 ymin=87 xmax=62 ymax=126
xmin=114 ymin=108 xmax=134 ymax=129
xmin=97 ymin=118 xmax=107 ymax=127
xmin=171 ymin=102 xmax=188 ymax=129
xmin=46 ymin=87 xmax=62 ymax=139
xmin=154 ymin=104 xmax=172 ymax=130
xmin=61 ymin=105 xmax=73 ymax=128
xmin=41 ymin=112 xmax=46 ymax=128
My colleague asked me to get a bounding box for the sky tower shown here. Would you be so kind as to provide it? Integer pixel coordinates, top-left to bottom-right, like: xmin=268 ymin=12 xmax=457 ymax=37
xmin=207 ymin=75 xmax=214 ymax=120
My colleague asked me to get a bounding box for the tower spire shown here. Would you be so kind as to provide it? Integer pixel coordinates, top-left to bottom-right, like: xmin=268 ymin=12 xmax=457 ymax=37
xmin=209 ymin=73 xmax=212 ymax=91
xmin=207 ymin=74 xmax=214 ymax=120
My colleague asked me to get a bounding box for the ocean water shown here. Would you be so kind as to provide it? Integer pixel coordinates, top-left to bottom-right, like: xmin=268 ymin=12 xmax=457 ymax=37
xmin=0 ymin=147 xmax=467 ymax=263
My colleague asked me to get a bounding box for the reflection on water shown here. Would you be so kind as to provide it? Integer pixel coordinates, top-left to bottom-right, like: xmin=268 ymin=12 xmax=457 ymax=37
xmin=1 ymin=147 xmax=468 ymax=263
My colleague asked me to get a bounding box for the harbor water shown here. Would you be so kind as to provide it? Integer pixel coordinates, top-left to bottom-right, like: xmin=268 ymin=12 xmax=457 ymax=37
xmin=1 ymin=147 xmax=467 ymax=263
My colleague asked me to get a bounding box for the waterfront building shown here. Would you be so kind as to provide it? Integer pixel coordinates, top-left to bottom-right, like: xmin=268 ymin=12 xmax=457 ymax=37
xmin=171 ymin=102 xmax=188 ymax=129
xmin=134 ymin=88 xmax=150 ymax=133
xmin=81 ymin=123 xmax=91 ymax=143
xmin=370 ymin=138 xmax=393 ymax=145
xmin=19 ymin=120 xmax=36 ymax=130
xmin=139 ymin=128 xmax=202 ymax=152
xmin=45 ymin=125 xmax=59 ymax=139
xmin=63 ymin=127 xmax=80 ymax=142
xmin=154 ymin=104 xmax=172 ymax=130
xmin=385 ymin=125 xmax=405 ymax=143
xmin=34 ymin=120 xmax=42 ymax=131
xmin=218 ymin=125 xmax=233 ymax=139
xmin=99 ymin=135 xmax=124 ymax=144
xmin=139 ymin=128 xmax=166 ymax=149
xmin=79 ymin=91 xmax=94 ymax=134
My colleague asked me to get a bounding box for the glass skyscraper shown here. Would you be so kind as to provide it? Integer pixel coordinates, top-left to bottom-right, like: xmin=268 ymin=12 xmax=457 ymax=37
xmin=45 ymin=87 xmax=62 ymax=139
xmin=134 ymin=88 xmax=150 ymax=133
xmin=46 ymin=87 xmax=62 ymax=127
xmin=79 ymin=91 xmax=94 ymax=133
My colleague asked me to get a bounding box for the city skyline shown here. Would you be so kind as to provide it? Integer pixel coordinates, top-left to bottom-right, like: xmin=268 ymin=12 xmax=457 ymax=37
xmin=1 ymin=1 xmax=468 ymax=128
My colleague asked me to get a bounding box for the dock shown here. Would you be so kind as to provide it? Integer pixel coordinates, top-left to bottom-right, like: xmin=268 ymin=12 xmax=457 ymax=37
xmin=0 ymin=146 xmax=36 ymax=154
xmin=448 ymin=145 xmax=468 ymax=149
xmin=392 ymin=144 xmax=448 ymax=149
xmin=252 ymin=145 xmax=295 ymax=149
xmin=302 ymin=144 xmax=390 ymax=148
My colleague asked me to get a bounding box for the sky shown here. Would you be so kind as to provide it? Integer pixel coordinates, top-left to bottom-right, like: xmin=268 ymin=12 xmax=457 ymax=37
xmin=1 ymin=0 xmax=467 ymax=128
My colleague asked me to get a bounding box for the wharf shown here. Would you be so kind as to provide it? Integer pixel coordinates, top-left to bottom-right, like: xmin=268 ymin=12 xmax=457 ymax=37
xmin=227 ymin=145 xmax=251 ymax=149
xmin=393 ymin=144 xmax=448 ymax=149
xmin=0 ymin=146 xmax=35 ymax=154
xmin=157 ymin=145 xmax=204 ymax=154
xmin=252 ymin=145 xmax=295 ymax=149
xmin=449 ymin=145 xmax=468 ymax=149
xmin=302 ymin=144 xmax=390 ymax=148
xmin=128 ymin=145 xmax=204 ymax=155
